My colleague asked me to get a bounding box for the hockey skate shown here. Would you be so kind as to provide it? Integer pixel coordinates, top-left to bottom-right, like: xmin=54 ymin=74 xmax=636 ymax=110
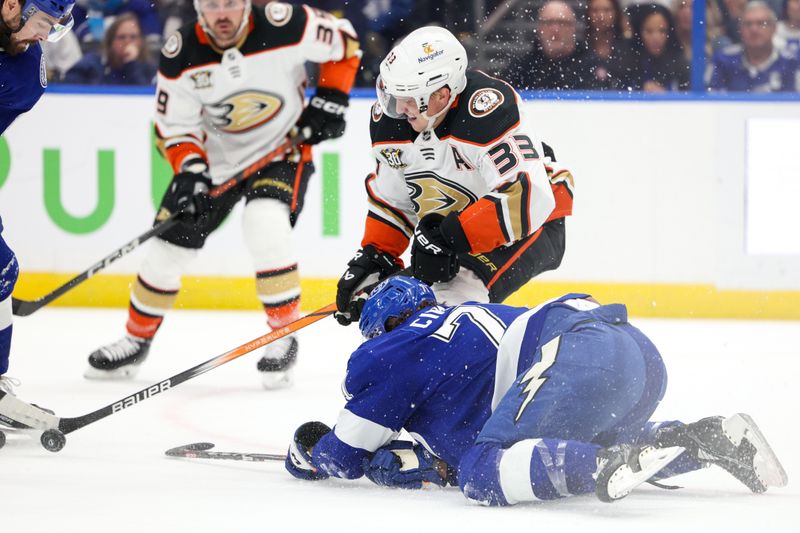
xmin=85 ymin=335 xmax=152 ymax=380
xmin=257 ymin=334 xmax=298 ymax=390
xmin=0 ymin=376 xmax=65 ymax=452
xmin=655 ymin=413 xmax=788 ymax=493
xmin=595 ymin=444 xmax=685 ymax=502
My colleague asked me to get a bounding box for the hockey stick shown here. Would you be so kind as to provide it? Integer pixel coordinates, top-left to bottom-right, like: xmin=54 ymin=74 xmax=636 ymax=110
xmin=165 ymin=442 xmax=285 ymax=462
xmin=0 ymin=301 xmax=337 ymax=443
xmin=11 ymin=131 xmax=309 ymax=317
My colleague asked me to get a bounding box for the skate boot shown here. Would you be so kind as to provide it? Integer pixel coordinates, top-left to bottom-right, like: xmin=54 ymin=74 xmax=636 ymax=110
xmin=595 ymin=444 xmax=685 ymax=502
xmin=257 ymin=334 xmax=298 ymax=390
xmin=85 ymin=335 xmax=152 ymax=379
xmin=655 ymin=413 xmax=788 ymax=493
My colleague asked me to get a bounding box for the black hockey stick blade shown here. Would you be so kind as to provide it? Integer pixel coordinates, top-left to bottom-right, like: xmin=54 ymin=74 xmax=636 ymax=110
xmin=11 ymin=132 xmax=308 ymax=317
xmin=165 ymin=442 xmax=285 ymax=462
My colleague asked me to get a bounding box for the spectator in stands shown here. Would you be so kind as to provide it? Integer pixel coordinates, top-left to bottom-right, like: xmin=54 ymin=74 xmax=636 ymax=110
xmin=619 ymin=3 xmax=689 ymax=91
xmin=708 ymin=1 xmax=799 ymax=91
xmin=585 ymin=0 xmax=631 ymax=88
xmin=65 ymin=13 xmax=156 ymax=85
xmin=672 ymin=0 xmax=693 ymax=61
xmin=775 ymin=0 xmax=800 ymax=56
xmin=502 ymin=0 xmax=597 ymax=89
xmin=72 ymin=0 xmax=162 ymax=55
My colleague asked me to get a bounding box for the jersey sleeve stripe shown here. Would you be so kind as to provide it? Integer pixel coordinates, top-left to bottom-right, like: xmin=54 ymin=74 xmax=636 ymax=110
xmin=458 ymin=197 xmax=510 ymax=253
xmin=318 ymin=54 xmax=360 ymax=93
xmin=334 ymin=408 xmax=397 ymax=452
xmin=362 ymin=213 xmax=410 ymax=259
xmin=364 ymin=173 xmax=414 ymax=233
xmin=440 ymin=119 xmax=520 ymax=148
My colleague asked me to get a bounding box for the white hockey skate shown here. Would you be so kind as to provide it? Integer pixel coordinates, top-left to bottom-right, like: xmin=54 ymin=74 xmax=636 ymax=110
xmin=0 ymin=377 xmax=65 ymax=452
xmin=85 ymin=335 xmax=152 ymax=380
xmin=257 ymin=334 xmax=298 ymax=390
xmin=655 ymin=413 xmax=788 ymax=492
xmin=595 ymin=444 xmax=685 ymax=502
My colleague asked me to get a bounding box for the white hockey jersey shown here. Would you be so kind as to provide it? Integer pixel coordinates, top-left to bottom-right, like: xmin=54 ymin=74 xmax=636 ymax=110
xmin=154 ymin=2 xmax=359 ymax=182
xmin=362 ymin=70 xmax=574 ymax=259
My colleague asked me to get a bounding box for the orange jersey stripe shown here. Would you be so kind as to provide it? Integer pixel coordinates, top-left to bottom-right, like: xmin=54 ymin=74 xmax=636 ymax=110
xmin=362 ymin=216 xmax=410 ymax=260
xmin=165 ymin=142 xmax=208 ymax=174
xmin=319 ymin=55 xmax=360 ymax=94
xmin=487 ymin=227 xmax=544 ymax=289
xmin=459 ymin=198 xmax=508 ymax=253
xmin=547 ymin=182 xmax=573 ymax=222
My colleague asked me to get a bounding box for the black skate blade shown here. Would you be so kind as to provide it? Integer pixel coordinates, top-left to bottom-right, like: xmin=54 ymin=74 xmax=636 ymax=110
xmin=165 ymin=442 xmax=216 ymax=457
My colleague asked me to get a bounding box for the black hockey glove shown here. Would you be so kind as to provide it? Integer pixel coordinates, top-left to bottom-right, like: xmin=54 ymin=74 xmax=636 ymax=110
xmin=295 ymin=88 xmax=349 ymax=145
xmin=285 ymin=421 xmax=332 ymax=481
xmin=160 ymin=168 xmax=213 ymax=224
xmin=411 ymin=213 xmax=470 ymax=285
xmin=335 ymin=245 xmax=401 ymax=326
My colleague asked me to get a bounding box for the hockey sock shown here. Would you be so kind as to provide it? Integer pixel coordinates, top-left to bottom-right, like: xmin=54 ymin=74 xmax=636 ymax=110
xmin=126 ymin=276 xmax=177 ymax=339
xmin=639 ymin=421 xmax=707 ymax=478
xmin=256 ymin=264 xmax=301 ymax=329
xmin=0 ymin=303 xmax=11 ymax=374
xmin=0 ymin=247 xmax=18 ymax=375
xmin=458 ymin=439 xmax=600 ymax=506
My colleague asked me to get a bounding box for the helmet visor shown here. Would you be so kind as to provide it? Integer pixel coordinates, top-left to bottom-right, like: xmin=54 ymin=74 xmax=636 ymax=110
xmin=47 ymin=14 xmax=74 ymax=42
xmin=376 ymin=74 xmax=426 ymax=120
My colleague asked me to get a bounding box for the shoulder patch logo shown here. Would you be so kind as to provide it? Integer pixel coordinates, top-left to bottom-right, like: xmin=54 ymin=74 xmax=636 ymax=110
xmin=190 ymin=70 xmax=213 ymax=89
xmin=380 ymin=148 xmax=407 ymax=169
xmin=162 ymin=32 xmax=182 ymax=59
xmin=265 ymin=2 xmax=292 ymax=26
xmin=469 ymin=88 xmax=504 ymax=118
xmin=371 ymin=101 xmax=383 ymax=122
xmin=39 ymin=53 xmax=47 ymax=88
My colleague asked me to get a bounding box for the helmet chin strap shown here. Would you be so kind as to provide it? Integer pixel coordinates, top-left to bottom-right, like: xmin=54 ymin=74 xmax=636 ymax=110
xmin=421 ymin=90 xmax=458 ymax=132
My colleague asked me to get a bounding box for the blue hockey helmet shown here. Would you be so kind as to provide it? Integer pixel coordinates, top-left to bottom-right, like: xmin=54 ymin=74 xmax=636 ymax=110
xmin=359 ymin=276 xmax=437 ymax=339
xmin=21 ymin=0 xmax=76 ymax=42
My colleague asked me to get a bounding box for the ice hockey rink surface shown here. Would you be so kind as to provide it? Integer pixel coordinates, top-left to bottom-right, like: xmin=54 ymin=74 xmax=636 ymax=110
xmin=2 ymin=308 xmax=797 ymax=533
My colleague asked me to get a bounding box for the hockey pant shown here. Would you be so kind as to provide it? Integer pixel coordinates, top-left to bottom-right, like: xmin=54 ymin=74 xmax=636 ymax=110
xmin=127 ymin=159 xmax=314 ymax=338
xmin=457 ymin=303 xmax=703 ymax=505
xmin=0 ymin=223 xmax=18 ymax=375
xmin=444 ymin=217 xmax=566 ymax=305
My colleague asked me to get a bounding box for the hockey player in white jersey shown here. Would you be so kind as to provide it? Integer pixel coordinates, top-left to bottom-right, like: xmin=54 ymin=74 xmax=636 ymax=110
xmin=85 ymin=1 xmax=361 ymax=388
xmin=335 ymin=26 xmax=574 ymax=325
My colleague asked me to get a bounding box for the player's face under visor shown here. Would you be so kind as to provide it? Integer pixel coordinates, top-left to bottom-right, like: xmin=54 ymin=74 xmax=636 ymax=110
xmin=20 ymin=6 xmax=74 ymax=43
xmin=376 ymin=75 xmax=430 ymax=120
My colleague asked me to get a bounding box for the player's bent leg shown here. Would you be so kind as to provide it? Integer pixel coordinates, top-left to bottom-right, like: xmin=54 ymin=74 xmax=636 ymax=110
xmin=652 ymin=414 xmax=788 ymax=492
xmin=86 ymin=239 xmax=197 ymax=380
xmin=1 ymin=232 xmax=19 ymax=377
xmin=243 ymin=198 xmax=301 ymax=389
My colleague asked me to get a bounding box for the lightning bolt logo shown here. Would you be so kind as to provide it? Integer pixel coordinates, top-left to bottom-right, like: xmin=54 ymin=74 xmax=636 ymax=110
xmin=515 ymin=336 xmax=561 ymax=423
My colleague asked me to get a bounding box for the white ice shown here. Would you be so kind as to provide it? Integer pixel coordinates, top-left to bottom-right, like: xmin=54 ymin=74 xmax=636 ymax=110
xmin=2 ymin=308 xmax=798 ymax=533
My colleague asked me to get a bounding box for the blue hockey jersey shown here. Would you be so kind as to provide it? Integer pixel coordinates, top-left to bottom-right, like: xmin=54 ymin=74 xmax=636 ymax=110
xmin=311 ymin=294 xmax=591 ymax=478
xmin=0 ymin=43 xmax=47 ymax=134
xmin=707 ymin=45 xmax=800 ymax=92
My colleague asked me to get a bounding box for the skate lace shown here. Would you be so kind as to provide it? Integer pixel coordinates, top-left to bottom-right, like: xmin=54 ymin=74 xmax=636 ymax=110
xmin=0 ymin=375 xmax=21 ymax=395
xmin=101 ymin=336 xmax=144 ymax=362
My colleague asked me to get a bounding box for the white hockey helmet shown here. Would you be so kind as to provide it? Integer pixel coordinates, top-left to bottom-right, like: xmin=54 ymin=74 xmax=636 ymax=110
xmin=377 ymin=26 xmax=468 ymax=128
xmin=194 ymin=0 xmax=252 ymax=46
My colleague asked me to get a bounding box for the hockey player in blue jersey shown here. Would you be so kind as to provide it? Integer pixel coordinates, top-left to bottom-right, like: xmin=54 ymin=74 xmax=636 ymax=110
xmin=285 ymin=276 xmax=787 ymax=504
xmin=1 ymin=0 xmax=75 ymax=421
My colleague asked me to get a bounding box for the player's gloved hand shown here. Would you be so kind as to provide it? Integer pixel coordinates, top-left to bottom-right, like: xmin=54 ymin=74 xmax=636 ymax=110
xmin=160 ymin=164 xmax=213 ymax=223
xmin=294 ymin=87 xmax=349 ymax=145
xmin=335 ymin=245 xmax=401 ymax=326
xmin=365 ymin=441 xmax=448 ymax=489
xmin=411 ymin=212 xmax=470 ymax=284
xmin=285 ymin=421 xmax=332 ymax=481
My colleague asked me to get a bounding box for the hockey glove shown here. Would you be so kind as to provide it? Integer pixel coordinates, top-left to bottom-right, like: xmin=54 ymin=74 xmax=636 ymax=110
xmin=411 ymin=213 xmax=469 ymax=284
xmin=285 ymin=421 xmax=332 ymax=481
xmin=365 ymin=441 xmax=448 ymax=490
xmin=160 ymin=166 xmax=213 ymax=224
xmin=294 ymin=88 xmax=349 ymax=145
xmin=335 ymin=245 xmax=401 ymax=326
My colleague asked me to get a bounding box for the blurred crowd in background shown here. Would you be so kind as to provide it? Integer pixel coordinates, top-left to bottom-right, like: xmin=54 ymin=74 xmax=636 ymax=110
xmin=43 ymin=0 xmax=800 ymax=93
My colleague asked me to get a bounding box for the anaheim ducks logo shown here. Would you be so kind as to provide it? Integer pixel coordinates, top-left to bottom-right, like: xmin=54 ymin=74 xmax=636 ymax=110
xmin=469 ymin=88 xmax=504 ymax=118
xmin=371 ymin=101 xmax=383 ymax=122
xmin=405 ymin=171 xmax=478 ymax=216
xmin=206 ymin=90 xmax=283 ymax=134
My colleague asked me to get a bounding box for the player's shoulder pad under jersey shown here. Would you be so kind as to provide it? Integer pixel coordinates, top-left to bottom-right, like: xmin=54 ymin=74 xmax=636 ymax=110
xmin=442 ymin=70 xmax=520 ymax=147
xmin=158 ymin=6 xmax=308 ymax=78
xmin=369 ymin=101 xmax=416 ymax=146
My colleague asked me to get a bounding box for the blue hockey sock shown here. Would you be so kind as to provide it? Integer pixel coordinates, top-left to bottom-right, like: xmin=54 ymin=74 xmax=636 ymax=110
xmin=459 ymin=439 xmax=600 ymax=506
xmin=0 ymin=296 xmax=13 ymax=375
